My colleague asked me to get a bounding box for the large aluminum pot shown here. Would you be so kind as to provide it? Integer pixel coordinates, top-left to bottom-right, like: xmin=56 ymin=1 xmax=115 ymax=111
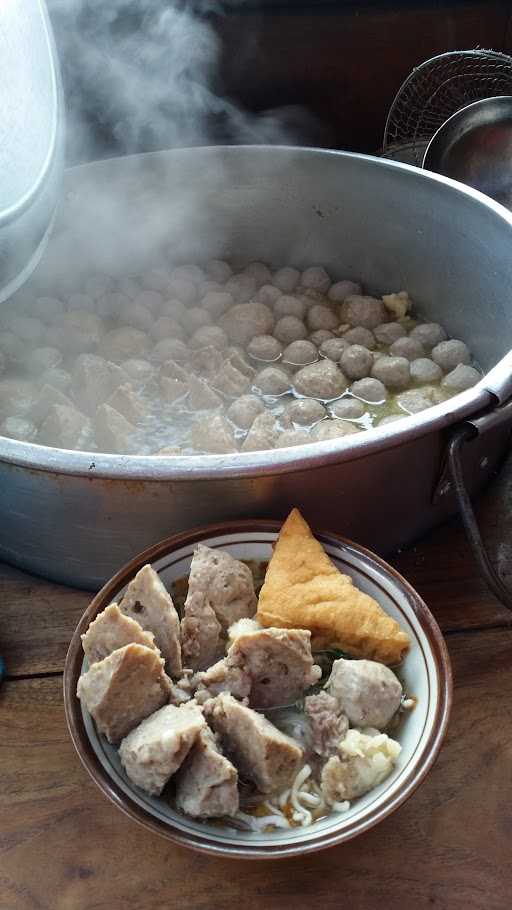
xmin=2 ymin=147 xmax=511 ymax=590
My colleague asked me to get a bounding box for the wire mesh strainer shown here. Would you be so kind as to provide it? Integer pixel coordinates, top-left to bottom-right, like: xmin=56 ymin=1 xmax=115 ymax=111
xmin=382 ymin=49 xmax=512 ymax=165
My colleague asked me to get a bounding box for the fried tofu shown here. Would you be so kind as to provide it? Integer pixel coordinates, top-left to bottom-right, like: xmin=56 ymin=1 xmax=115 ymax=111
xmin=256 ymin=509 xmax=410 ymax=665
xmin=77 ymin=643 xmax=171 ymax=743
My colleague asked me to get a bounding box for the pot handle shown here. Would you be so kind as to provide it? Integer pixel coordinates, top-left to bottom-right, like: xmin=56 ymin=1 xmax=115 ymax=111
xmin=445 ymin=399 xmax=512 ymax=611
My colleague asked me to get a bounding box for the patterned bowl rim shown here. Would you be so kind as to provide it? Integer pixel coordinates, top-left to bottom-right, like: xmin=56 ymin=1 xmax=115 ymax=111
xmin=63 ymin=520 xmax=453 ymax=860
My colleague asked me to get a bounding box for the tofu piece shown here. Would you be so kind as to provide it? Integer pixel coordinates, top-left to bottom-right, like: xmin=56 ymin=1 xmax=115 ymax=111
xmin=204 ymin=693 xmax=303 ymax=793
xmin=119 ymin=702 xmax=206 ymax=795
xmin=326 ymin=658 xmax=402 ymax=729
xmin=81 ymin=603 xmax=158 ymax=665
xmin=76 ymin=644 xmax=171 ymax=744
xmin=320 ymin=729 xmax=401 ymax=803
xmin=38 ymin=403 xmax=89 ymax=449
xmin=304 ymin=691 xmax=349 ymax=758
xmin=226 ymin=627 xmax=321 ymax=709
xmin=105 ymin=382 xmax=146 ymax=423
xmin=192 ymin=658 xmax=252 ymax=704
xmin=30 ymin=384 xmax=75 ymax=426
xmin=175 ymin=726 xmax=239 ymax=818
xmin=73 ymin=354 xmax=127 ymax=414
xmin=119 ymin=564 xmax=182 ymax=677
xmin=94 ymin=403 xmax=137 ymax=454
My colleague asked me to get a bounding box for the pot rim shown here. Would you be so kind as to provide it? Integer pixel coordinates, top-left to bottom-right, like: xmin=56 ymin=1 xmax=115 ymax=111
xmin=1 ymin=146 xmax=510 ymax=481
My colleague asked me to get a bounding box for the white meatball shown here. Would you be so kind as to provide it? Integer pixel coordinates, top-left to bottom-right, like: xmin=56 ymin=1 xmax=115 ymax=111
xmin=396 ymin=389 xmax=434 ymax=414
xmin=226 ymin=394 xmax=265 ymax=429
xmin=285 ymin=398 xmax=326 ymax=425
xmin=220 ymin=303 xmax=274 ymax=346
xmin=313 ymin=419 xmax=359 ymax=441
xmin=189 ymin=326 xmax=228 ymax=351
xmin=410 ymin=358 xmax=443 ymax=385
xmin=55 ymin=312 xmax=102 ymax=354
xmin=374 ymin=322 xmax=406 ymax=345
xmin=141 ymin=268 xmax=172 ymax=293
xmin=409 ymin=322 xmax=447 ymax=350
xmin=168 ymin=278 xmax=197 ymax=305
xmin=273 ymin=295 xmax=307 ymax=320
xmin=294 ymin=360 xmax=348 ymax=400
xmin=67 ymin=293 xmax=96 ymax=314
xmin=431 ymin=340 xmax=471 ymax=371
xmin=276 ymin=428 xmax=312 ymax=448
xmin=121 ymin=359 xmax=157 ymax=384
xmin=327 ymin=657 xmax=402 ymax=728
xmin=96 ymin=292 xmax=129 ymax=319
xmin=117 ymin=277 xmax=141 ymax=300
xmin=307 ymin=304 xmax=339 ymax=332
xmin=84 ymin=274 xmax=115 ymax=300
xmin=247 ymin=335 xmax=283 ymax=362
xmin=243 ymin=262 xmax=272 ymax=287
xmin=9 ymin=316 xmax=45 ymax=345
xmin=160 ymin=299 xmax=187 ymax=324
xmin=225 ymin=274 xmax=257 ymax=304
xmin=330 ymin=398 xmax=366 ymax=419
xmin=25 ymin=347 xmax=62 ymax=375
xmin=350 ymin=377 xmax=387 ymax=402
xmin=201 ymin=291 xmax=233 ymax=318
xmin=150 ymin=317 xmax=185 ymax=343
xmin=254 ymin=366 xmax=291 ymax=396
xmin=257 ymin=284 xmax=282 ymax=306
xmin=328 ymin=280 xmax=362 ymax=303
xmin=441 ymin=364 xmax=481 ymax=392
xmin=343 ymin=326 xmax=376 ymax=349
xmin=301 ymin=266 xmax=331 ymax=294
xmin=205 ymin=259 xmax=233 ymax=284
xmin=122 ymin=302 xmax=154 ymax=333
xmin=371 ymin=356 xmax=410 ymax=391
xmin=310 ymin=329 xmax=335 ymax=346
xmin=134 ymin=290 xmax=163 ymax=313
xmin=282 ymin=340 xmax=318 ymax=368
xmin=40 ymin=367 xmax=72 ymax=392
xmin=389 ymin=336 xmax=425 ymax=361
xmin=340 ymin=295 xmax=387 ymax=329
xmin=183 ymin=308 xmax=213 ymax=335
xmin=274 ymin=316 xmax=307 ymax=345
xmin=0 ymin=415 xmax=37 ymax=442
xmin=33 ymin=296 xmax=66 ymax=322
xmin=340 ymin=345 xmax=373 ymax=380
xmin=100 ymin=326 xmax=150 ymax=363
xmin=319 ymin=338 xmax=349 ymax=361
xmin=273 ymin=266 xmax=300 ymax=293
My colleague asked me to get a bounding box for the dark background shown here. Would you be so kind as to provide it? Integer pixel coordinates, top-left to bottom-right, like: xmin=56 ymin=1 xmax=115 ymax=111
xmin=47 ymin=0 xmax=512 ymax=163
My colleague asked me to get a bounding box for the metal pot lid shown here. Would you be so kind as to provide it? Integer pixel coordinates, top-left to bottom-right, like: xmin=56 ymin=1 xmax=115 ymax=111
xmin=0 ymin=0 xmax=64 ymax=303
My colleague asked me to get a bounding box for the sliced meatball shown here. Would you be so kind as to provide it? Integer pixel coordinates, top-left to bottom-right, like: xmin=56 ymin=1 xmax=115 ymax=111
xmin=241 ymin=411 xmax=279 ymax=452
xmin=204 ymin=693 xmax=303 ymax=794
xmin=95 ymin=404 xmax=136 ymax=454
xmin=175 ymin=726 xmax=239 ymax=818
xmin=190 ymin=415 xmax=237 ymax=453
xmin=192 ymin=658 xmax=252 ymax=703
xmin=304 ymin=691 xmax=349 ymax=758
xmin=81 ymin=603 xmax=158 ymax=665
xmin=119 ymin=564 xmax=182 ymax=677
xmin=326 ymin=657 xmax=402 ymax=728
xmin=226 ymin=394 xmax=265 ymax=429
xmin=106 ymin=383 xmax=146 ymax=423
xmin=187 ymin=376 xmax=222 ymax=411
xmin=183 ymin=544 xmax=257 ymax=631
xmin=276 ymin=428 xmax=312 ymax=448
xmin=76 ymin=643 xmax=171 ymax=744
xmin=226 ymin=627 xmax=321 ymax=709
xmin=119 ymin=702 xmax=206 ymax=795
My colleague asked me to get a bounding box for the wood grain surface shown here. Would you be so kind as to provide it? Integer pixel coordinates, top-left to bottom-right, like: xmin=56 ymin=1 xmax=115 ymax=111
xmin=1 ymin=627 xmax=511 ymax=910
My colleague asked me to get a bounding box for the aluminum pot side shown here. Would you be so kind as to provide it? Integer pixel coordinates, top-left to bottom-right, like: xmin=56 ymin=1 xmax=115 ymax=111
xmin=1 ymin=147 xmax=511 ymax=587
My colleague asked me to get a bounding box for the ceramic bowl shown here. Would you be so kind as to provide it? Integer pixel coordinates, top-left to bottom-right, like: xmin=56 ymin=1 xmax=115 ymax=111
xmin=64 ymin=520 xmax=452 ymax=859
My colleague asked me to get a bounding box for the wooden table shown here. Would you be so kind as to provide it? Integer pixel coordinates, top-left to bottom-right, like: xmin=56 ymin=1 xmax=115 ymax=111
xmin=1 ymin=460 xmax=512 ymax=910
